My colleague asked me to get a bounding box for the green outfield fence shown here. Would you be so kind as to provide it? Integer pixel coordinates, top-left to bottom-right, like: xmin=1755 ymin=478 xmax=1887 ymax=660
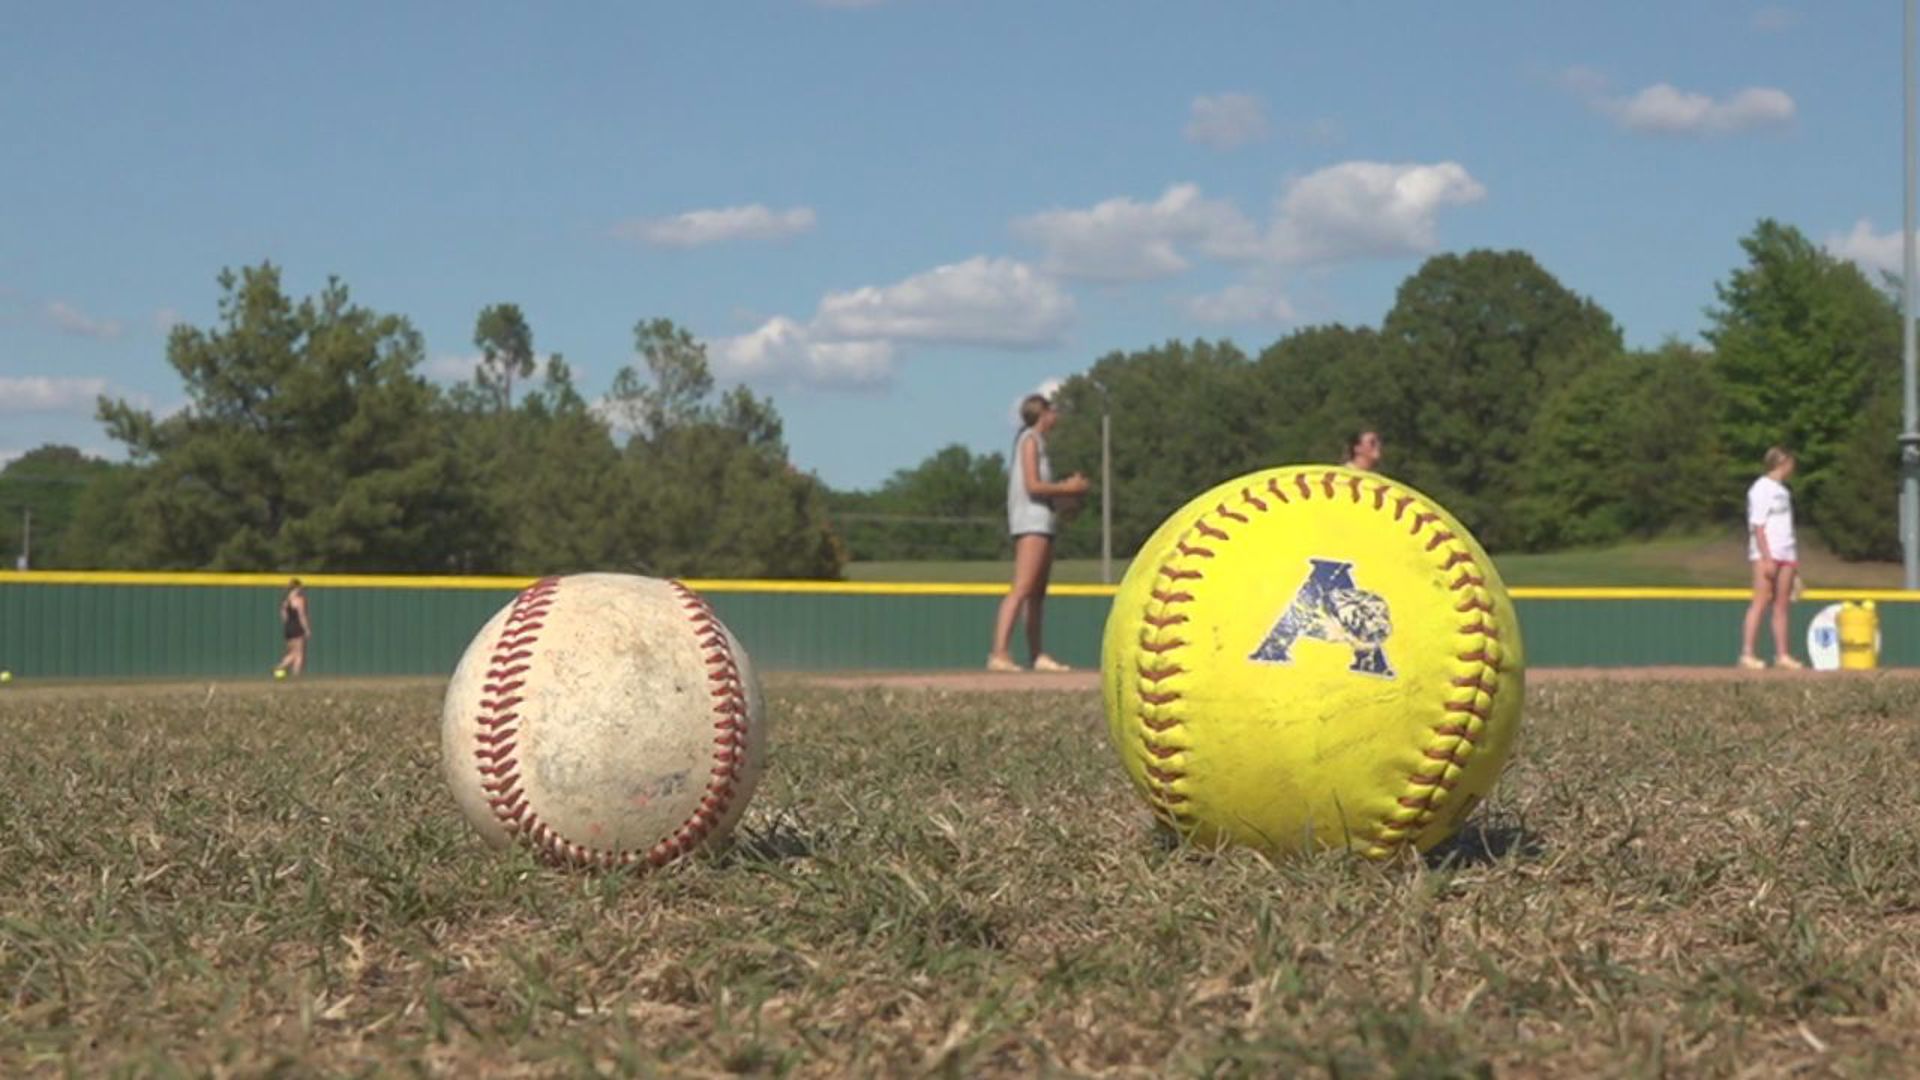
xmin=1 ymin=571 xmax=1916 ymax=679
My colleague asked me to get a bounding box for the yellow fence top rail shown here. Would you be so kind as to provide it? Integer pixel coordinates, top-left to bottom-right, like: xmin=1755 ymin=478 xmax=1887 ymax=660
xmin=1 ymin=570 xmax=1916 ymax=603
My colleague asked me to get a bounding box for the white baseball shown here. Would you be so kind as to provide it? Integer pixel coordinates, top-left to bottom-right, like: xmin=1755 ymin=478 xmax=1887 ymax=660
xmin=440 ymin=573 xmax=767 ymax=868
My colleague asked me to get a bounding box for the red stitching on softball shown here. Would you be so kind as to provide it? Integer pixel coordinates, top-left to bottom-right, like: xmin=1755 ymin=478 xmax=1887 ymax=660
xmin=1410 ymin=512 xmax=1438 ymax=535
xmin=1217 ymin=504 xmax=1249 ymax=524
xmin=1393 ymin=496 xmax=1414 ymax=520
xmin=1445 ymin=700 xmax=1491 ymax=721
xmin=1195 ymin=520 xmax=1230 ymax=541
xmin=1176 ymin=541 xmax=1216 ymax=559
xmin=1450 ymin=573 xmax=1485 ymax=590
xmin=1267 ymin=477 xmax=1291 ymax=503
xmin=1425 ymin=530 xmax=1455 ymax=552
xmin=1139 ymin=636 xmax=1187 ymax=653
xmin=1441 ymin=551 xmax=1472 ymax=570
xmin=1143 ymin=613 xmax=1189 ymax=628
xmin=1450 ymin=676 xmax=1497 ymax=695
xmin=1141 ymin=713 xmax=1181 ymax=733
xmin=1241 ymin=487 xmax=1268 ymax=512
xmin=1294 ymin=474 xmax=1313 ymax=499
xmin=1138 ymin=664 xmax=1184 ymax=683
xmin=1159 ymin=566 xmax=1203 ymax=583
xmin=1151 ymin=588 xmax=1195 ymax=604
xmin=1456 ymin=597 xmax=1495 ymax=615
xmin=1139 ymin=691 xmax=1180 ymax=706
xmin=1320 ymin=472 xmax=1339 ymax=499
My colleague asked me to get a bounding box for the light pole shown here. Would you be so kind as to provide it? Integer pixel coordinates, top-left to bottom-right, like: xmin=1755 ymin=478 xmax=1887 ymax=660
xmin=1905 ymin=0 xmax=1920 ymax=589
xmin=1091 ymin=379 xmax=1114 ymax=584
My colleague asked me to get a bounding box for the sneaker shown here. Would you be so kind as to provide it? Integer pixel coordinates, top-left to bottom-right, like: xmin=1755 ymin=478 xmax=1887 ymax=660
xmin=986 ymin=654 xmax=1023 ymax=673
xmin=1032 ymin=655 xmax=1072 ymax=673
xmin=1774 ymin=655 xmax=1805 ymax=670
xmin=1736 ymin=655 xmax=1766 ymax=670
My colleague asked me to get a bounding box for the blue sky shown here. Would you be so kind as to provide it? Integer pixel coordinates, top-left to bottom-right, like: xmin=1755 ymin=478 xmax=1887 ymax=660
xmin=1 ymin=1 xmax=1909 ymax=488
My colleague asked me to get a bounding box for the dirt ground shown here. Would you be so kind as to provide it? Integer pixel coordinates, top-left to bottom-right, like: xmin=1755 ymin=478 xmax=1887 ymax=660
xmin=783 ymin=665 xmax=1920 ymax=693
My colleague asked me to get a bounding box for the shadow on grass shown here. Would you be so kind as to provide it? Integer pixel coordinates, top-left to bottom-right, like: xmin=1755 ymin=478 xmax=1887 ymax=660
xmin=1425 ymin=816 xmax=1545 ymax=868
xmin=727 ymin=811 xmax=825 ymax=864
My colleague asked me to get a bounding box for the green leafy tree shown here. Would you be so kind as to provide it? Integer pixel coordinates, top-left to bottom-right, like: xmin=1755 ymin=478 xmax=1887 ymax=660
xmin=473 ymin=303 xmax=536 ymax=412
xmin=52 ymin=464 xmax=143 ymax=568
xmin=0 ymin=445 xmax=118 ymax=568
xmin=1047 ymin=339 xmax=1261 ymax=557
xmin=1245 ymin=324 xmax=1397 ymax=465
xmin=1514 ymin=344 xmax=1733 ymax=549
xmin=828 ymin=445 xmax=1008 ymax=560
xmin=1380 ymin=250 xmax=1623 ymax=549
xmin=1705 ymin=219 xmax=1902 ymax=551
xmin=96 ymin=263 xmax=479 ymax=571
xmin=1813 ymin=380 xmax=1904 ymax=560
xmin=607 ymin=319 xmax=842 ymax=578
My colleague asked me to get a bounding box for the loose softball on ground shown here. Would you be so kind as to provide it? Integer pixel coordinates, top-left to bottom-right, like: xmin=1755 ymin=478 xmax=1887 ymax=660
xmin=1102 ymin=465 xmax=1525 ymax=859
xmin=441 ymin=573 xmax=767 ymax=869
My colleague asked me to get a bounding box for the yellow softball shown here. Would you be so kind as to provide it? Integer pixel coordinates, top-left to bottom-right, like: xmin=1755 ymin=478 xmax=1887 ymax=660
xmin=1102 ymin=465 xmax=1525 ymax=860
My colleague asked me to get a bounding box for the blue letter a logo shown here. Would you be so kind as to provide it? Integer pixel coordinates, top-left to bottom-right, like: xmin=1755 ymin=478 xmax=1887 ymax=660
xmin=1250 ymin=558 xmax=1395 ymax=678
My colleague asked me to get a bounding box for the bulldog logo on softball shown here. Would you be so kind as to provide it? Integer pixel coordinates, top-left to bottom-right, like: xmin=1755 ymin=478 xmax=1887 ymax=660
xmin=1250 ymin=557 xmax=1395 ymax=678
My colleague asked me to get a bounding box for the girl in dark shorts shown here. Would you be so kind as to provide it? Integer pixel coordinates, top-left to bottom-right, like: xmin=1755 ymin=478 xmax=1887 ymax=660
xmin=275 ymin=578 xmax=310 ymax=677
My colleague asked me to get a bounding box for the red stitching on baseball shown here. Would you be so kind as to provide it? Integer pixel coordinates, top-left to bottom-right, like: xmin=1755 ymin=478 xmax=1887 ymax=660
xmin=470 ymin=577 xmax=751 ymax=870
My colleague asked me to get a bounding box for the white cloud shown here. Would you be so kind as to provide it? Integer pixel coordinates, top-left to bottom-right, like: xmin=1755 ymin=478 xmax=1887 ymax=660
xmin=1611 ymin=83 xmax=1795 ymax=136
xmin=1014 ymin=183 xmax=1259 ymax=282
xmin=0 ymin=375 xmax=110 ymax=414
xmin=614 ymin=204 xmax=817 ymax=249
xmin=426 ymin=354 xmax=481 ymax=382
xmin=707 ymin=256 xmax=1072 ymax=388
xmin=1826 ymin=219 xmax=1915 ymax=277
xmin=1007 ymin=376 xmax=1067 ymax=428
xmin=812 ymin=256 xmax=1073 ymax=347
xmin=1182 ymin=282 xmax=1298 ymax=325
xmin=45 ymin=301 xmax=122 ymax=340
xmin=1752 ymin=5 xmax=1797 ymax=32
xmin=707 ymin=316 xmax=895 ymax=387
xmin=1564 ymin=69 xmax=1795 ymax=137
xmin=1184 ymin=93 xmax=1271 ymax=150
xmin=1267 ymin=161 xmax=1487 ymax=264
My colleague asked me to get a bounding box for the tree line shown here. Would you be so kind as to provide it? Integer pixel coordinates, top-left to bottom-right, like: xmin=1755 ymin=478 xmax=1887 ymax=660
xmin=2 ymin=218 xmax=1907 ymax=575
xmin=846 ymin=219 xmax=1907 ymax=564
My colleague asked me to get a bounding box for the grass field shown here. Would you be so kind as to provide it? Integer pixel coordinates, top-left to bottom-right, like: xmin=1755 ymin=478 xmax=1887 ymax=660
xmin=5 ymin=676 xmax=1920 ymax=1075
xmin=849 ymin=533 xmax=1908 ymax=589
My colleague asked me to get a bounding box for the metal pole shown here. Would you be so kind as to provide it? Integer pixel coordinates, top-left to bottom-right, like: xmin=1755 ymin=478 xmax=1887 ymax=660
xmin=19 ymin=508 xmax=28 ymax=571
xmin=1905 ymin=0 xmax=1920 ymax=589
xmin=1101 ymin=404 xmax=1113 ymax=584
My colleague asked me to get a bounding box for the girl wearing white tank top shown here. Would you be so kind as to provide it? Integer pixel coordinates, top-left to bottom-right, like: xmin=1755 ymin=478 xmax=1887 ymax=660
xmin=988 ymin=393 xmax=1091 ymax=672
